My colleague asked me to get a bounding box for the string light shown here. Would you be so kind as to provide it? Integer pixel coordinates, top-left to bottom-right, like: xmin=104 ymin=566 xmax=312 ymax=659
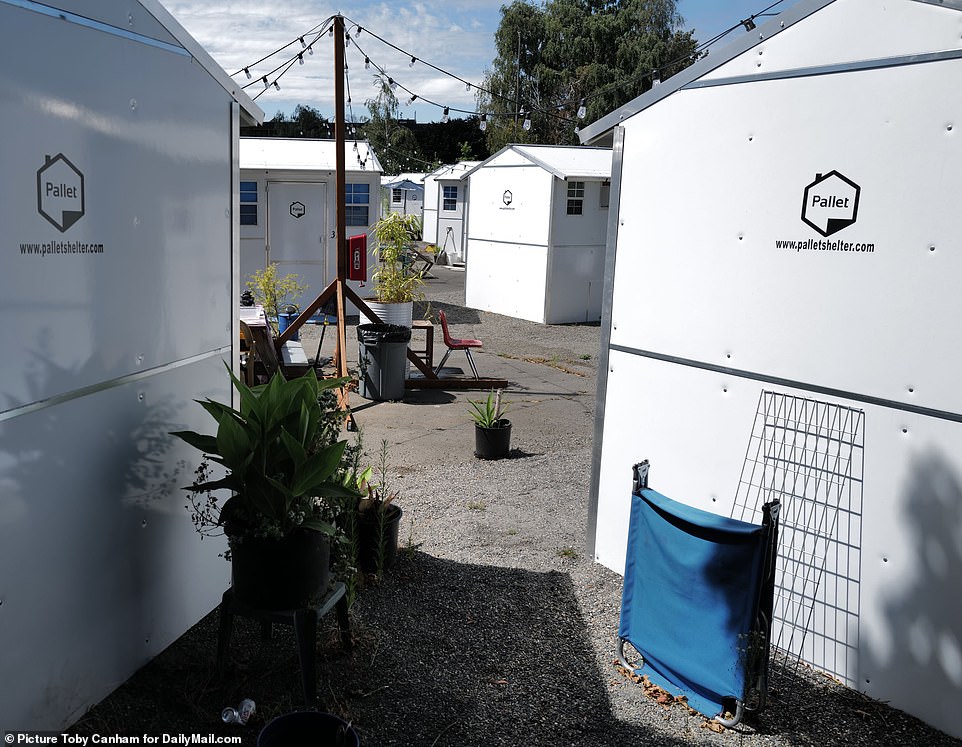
xmin=388 ymin=77 xmax=397 ymax=90
xmin=742 ymin=16 xmax=757 ymax=31
xmin=243 ymin=67 xmax=251 ymax=80
xmin=298 ymin=53 xmax=304 ymax=66
xmin=479 ymin=114 xmax=487 ymax=131
xmin=409 ymin=56 xmax=417 ymax=67
xmin=522 ymin=111 xmax=532 ymax=131
xmin=261 ymin=76 xmax=269 ymax=89
xmin=441 ymin=107 xmax=450 ymax=123
xmin=577 ymin=99 xmax=586 ymax=119
xmin=652 ymin=70 xmax=661 ymax=85
xmin=307 ymin=45 xmax=313 ymax=55
xmin=299 ymin=36 xmax=306 ymax=48
xmin=365 ymin=57 xmax=370 ymax=70
xmin=273 ymin=80 xmax=280 ymax=91
xmin=406 ymin=94 xmax=418 ymax=105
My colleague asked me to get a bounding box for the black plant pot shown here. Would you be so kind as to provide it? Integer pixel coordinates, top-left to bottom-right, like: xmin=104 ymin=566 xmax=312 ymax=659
xmin=475 ymin=419 xmax=512 ymax=460
xmin=258 ymin=711 xmax=360 ymax=747
xmin=229 ymin=530 xmax=331 ymax=610
xmin=357 ymin=504 xmax=403 ymax=574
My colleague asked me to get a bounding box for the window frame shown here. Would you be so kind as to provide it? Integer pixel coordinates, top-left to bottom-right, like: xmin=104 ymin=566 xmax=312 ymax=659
xmin=239 ymin=180 xmax=258 ymax=226
xmin=345 ymin=182 xmax=370 ymax=227
xmin=566 ymin=180 xmax=585 ymax=216
xmin=442 ymin=185 xmax=458 ymax=212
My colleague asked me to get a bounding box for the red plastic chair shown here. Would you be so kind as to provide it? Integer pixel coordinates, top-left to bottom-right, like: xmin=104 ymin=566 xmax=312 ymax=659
xmin=435 ymin=309 xmax=482 ymax=379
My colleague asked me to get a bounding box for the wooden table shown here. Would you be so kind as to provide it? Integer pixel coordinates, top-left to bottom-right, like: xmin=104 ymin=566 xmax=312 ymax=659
xmin=410 ymin=319 xmax=435 ymax=373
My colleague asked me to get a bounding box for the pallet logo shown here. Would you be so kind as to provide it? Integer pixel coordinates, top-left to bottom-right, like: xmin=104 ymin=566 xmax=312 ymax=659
xmin=801 ymin=170 xmax=859 ymax=237
xmin=289 ymin=201 xmax=306 ymax=219
xmin=37 ymin=153 xmax=85 ymax=233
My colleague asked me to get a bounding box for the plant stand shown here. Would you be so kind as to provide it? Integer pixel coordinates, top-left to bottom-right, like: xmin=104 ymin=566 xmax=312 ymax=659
xmin=216 ymin=582 xmax=351 ymax=705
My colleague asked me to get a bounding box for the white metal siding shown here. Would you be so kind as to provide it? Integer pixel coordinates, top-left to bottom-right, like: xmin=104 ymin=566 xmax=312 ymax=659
xmin=594 ymin=6 xmax=962 ymax=736
xmin=0 ymin=2 xmax=240 ymax=728
xmin=465 ymin=164 xmax=552 ymax=321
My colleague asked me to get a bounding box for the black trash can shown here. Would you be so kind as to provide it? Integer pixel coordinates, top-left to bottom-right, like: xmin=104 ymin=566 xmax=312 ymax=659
xmin=357 ymin=323 xmax=411 ymax=401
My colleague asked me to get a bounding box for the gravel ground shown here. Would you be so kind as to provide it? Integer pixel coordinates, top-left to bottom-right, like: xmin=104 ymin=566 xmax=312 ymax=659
xmin=69 ymin=267 xmax=961 ymax=747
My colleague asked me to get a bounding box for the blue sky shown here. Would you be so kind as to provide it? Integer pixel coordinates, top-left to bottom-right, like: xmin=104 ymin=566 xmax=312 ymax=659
xmin=167 ymin=0 xmax=800 ymax=123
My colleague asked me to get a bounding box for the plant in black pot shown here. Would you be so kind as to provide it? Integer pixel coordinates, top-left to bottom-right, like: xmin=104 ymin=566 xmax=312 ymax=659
xmin=469 ymin=389 xmax=512 ymax=460
xmin=356 ymin=439 xmax=404 ymax=577
xmin=171 ymin=365 xmax=360 ymax=610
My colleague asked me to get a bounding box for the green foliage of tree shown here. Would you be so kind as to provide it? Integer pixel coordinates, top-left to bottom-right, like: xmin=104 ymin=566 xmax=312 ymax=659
xmin=479 ymin=0 xmax=699 ymax=148
xmin=356 ymin=74 xmax=427 ymax=174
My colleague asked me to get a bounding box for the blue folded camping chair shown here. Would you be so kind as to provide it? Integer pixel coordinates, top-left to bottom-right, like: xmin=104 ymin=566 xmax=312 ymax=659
xmin=617 ymin=461 xmax=779 ymax=726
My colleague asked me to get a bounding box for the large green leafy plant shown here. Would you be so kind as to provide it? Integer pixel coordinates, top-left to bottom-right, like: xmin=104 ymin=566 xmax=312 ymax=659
xmin=172 ymin=366 xmax=358 ymax=549
xmin=372 ymin=212 xmax=425 ymax=304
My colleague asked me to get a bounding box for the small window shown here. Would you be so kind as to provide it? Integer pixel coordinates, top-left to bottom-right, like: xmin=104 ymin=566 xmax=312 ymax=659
xmin=600 ymin=181 xmax=610 ymax=209
xmin=346 ymin=183 xmax=370 ymax=227
xmin=566 ymin=181 xmax=584 ymax=216
xmin=240 ymin=180 xmax=257 ymax=226
xmin=392 ymin=188 xmax=403 ymax=204
xmin=442 ymin=185 xmax=458 ymax=211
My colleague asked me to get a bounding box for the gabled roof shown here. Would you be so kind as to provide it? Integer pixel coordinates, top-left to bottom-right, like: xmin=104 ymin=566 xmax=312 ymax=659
xmin=463 ymin=145 xmax=611 ymax=180
xmin=432 ymin=161 xmax=481 ymax=182
xmin=138 ymin=0 xmax=263 ymax=126
xmin=578 ymin=0 xmax=847 ymax=145
xmin=239 ymin=138 xmax=383 ymax=173
xmin=383 ymin=172 xmax=426 ymax=186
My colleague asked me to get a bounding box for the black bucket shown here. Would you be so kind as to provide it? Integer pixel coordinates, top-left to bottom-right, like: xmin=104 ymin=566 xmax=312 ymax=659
xmin=258 ymin=711 xmax=360 ymax=747
xmin=474 ymin=420 xmax=512 ymax=460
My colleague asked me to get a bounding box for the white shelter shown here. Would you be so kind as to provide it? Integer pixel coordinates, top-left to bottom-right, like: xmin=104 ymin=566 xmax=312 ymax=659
xmin=422 ymin=161 xmax=479 ymax=264
xmin=580 ymin=0 xmax=962 ymax=737
xmin=240 ymin=137 xmax=383 ymax=304
xmin=381 ymin=173 xmax=425 ymax=218
xmin=0 ymin=0 xmax=262 ymax=729
xmin=464 ymin=145 xmax=611 ymax=324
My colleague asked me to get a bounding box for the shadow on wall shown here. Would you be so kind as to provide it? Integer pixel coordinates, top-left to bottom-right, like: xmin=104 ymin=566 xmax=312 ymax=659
xmin=865 ymin=451 xmax=962 ymax=735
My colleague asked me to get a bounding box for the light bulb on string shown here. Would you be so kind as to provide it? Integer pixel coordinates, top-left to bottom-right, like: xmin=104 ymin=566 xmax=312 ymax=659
xmin=243 ymin=67 xmax=251 ymax=80
xmin=577 ymin=99 xmax=586 ymax=119
xmin=465 ymin=81 xmax=471 ymax=91
xmin=273 ymin=80 xmax=280 ymax=91
xmin=407 ymin=94 xmax=417 ymax=105
xmin=262 ymin=76 xmax=269 ymax=89
xmin=345 ymin=33 xmax=351 ymax=47
xmin=364 ymin=57 xmax=370 ymax=70
xmin=329 ymin=26 xmax=333 ymax=36
xmin=522 ymin=112 xmax=532 ymax=131
xmin=441 ymin=107 xmax=449 ymax=123
xmin=298 ymin=53 xmax=304 ymax=66
xmin=409 ymin=56 xmax=417 ymax=67
xmin=307 ymin=45 xmax=313 ymax=56
xmin=652 ymin=70 xmax=661 ymax=85
xmin=388 ymin=78 xmax=397 ymax=90
xmin=299 ymin=36 xmax=306 ymax=49
xmin=479 ymin=114 xmax=487 ymax=132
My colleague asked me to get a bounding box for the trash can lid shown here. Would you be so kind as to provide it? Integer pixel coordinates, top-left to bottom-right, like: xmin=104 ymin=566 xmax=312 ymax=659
xmin=357 ymin=323 xmax=412 ymax=343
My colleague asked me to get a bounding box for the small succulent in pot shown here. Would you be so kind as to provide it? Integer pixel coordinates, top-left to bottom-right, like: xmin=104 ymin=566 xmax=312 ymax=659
xmin=468 ymin=389 xmax=510 ymax=429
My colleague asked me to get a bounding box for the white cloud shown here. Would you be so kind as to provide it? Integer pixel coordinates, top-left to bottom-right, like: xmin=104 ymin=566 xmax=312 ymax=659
xmin=165 ymin=0 xmax=497 ymax=121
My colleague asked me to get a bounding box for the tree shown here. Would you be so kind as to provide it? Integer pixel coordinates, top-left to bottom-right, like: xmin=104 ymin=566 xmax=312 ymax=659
xmin=479 ymin=0 xmax=698 ymax=148
xmin=357 ymin=74 xmax=426 ymax=174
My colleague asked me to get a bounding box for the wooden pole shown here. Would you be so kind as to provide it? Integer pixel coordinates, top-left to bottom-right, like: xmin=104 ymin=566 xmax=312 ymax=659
xmin=333 ymin=15 xmax=349 ymax=382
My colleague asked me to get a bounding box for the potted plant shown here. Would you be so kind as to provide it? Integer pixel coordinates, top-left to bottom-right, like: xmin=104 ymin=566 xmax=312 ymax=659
xmin=171 ymin=366 xmax=359 ymax=610
xmin=246 ymin=262 xmax=306 ymax=335
xmin=366 ymin=212 xmax=425 ymax=327
xmin=355 ymin=439 xmax=404 ymax=576
xmin=336 ymin=437 xmax=404 ymax=585
xmin=469 ymin=389 xmax=512 ymax=460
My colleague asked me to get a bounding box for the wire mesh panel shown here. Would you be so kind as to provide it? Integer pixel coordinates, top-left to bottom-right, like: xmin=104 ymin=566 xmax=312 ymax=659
xmin=731 ymin=391 xmax=864 ymax=690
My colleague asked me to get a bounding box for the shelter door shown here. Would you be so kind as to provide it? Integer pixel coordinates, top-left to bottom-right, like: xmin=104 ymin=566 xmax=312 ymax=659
xmin=266 ymin=181 xmax=330 ymax=300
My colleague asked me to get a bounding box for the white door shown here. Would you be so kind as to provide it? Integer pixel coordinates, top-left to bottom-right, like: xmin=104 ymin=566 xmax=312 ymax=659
xmin=267 ymin=181 xmax=330 ymax=302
